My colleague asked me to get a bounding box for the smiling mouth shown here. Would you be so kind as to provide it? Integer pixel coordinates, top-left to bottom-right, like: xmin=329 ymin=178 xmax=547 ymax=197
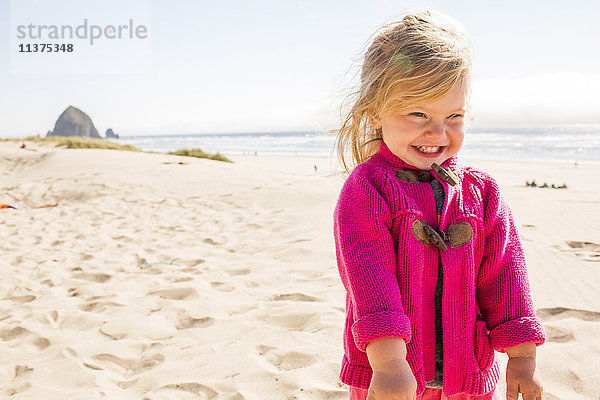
xmin=413 ymin=145 xmax=444 ymax=154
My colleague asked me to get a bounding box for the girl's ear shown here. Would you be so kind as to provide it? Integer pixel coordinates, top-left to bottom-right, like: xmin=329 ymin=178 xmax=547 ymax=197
xmin=369 ymin=115 xmax=382 ymax=129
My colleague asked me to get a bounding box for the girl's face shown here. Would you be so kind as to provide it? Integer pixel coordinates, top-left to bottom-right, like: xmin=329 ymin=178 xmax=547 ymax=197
xmin=376 ymin=80 xmax=468 ymax=170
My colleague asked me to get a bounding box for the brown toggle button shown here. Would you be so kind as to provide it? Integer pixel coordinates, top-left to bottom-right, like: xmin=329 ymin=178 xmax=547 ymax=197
xmin=446 ymin=222 xmax=473 ymax=247
xmin=412 ymin=220 xmax=447 ymax=251
xmin=395 ymin=169 xmax=434 ymax=183
xmin=412 ymin=220 xmax=429 ymax=244
xmin=416 ymin=171 xmax=433 ymax=182
xmin=412 ymin=220 xmax=474 ymax=250
xmin=423 ymin=223 xmax=448 ymax=252
xmin=395 ymin=169 xmax=419 ymax=183
xmin=431 ymin=163 xmax=460 ymax=186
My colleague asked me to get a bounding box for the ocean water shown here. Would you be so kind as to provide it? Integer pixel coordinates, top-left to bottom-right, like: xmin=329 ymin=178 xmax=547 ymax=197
xmin=111 ymin=125 xmax=600 ymax=162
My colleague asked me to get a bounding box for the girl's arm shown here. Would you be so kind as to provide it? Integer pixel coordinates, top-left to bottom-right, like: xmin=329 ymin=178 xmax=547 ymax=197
xmin=504 ymin=343 xmax=543 ymax=400
xmin=475 ymin=175 xmax=546 ymax=351
xmin=335 ymin=171 xmax=412 ymax=351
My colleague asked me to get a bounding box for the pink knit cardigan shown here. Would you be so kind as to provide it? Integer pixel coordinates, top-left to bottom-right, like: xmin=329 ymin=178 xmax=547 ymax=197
xmin=334 ymin=142 xmax=546 ymax=396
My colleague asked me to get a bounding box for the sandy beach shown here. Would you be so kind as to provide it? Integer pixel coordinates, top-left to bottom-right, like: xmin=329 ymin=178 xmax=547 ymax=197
xmin=1 ymin=141 xmax=599 ymax=399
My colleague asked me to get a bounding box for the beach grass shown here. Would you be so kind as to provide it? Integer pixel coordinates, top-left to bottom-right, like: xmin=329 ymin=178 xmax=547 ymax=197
xmin=3 ymin=137 xmax=233 ymax=163
xmin=167 ymin=148 xmax=232 ymax=163
xmin=21 ymin=136 xmax=143 ymax=152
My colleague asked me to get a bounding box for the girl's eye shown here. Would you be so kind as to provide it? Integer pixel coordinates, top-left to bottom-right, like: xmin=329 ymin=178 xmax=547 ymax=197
xmin=448 ymin=114 xmax=464 ymax=120
xmin=409 ymin=112 xmax=427 ymax=118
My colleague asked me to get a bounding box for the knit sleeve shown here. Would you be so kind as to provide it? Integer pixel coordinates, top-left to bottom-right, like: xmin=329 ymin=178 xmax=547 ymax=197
xmin=334 ymin=170 xmax=412 ymax=352
xmin=476 ymin=176 xmax=546 ymax=352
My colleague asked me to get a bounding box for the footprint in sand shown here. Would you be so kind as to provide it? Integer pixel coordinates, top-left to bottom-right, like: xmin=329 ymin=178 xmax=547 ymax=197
xmin=6 ymin=295 xmax=36 ymax=304
xmin=537 ymin=307 xmax=600 ymax=322
xmin=537 ymin=307 xmax=600 ymax=344
xmin=149 ymin=287 xmax=199 ymax=300
xmin=257 ymin=345 xmax=318 ymax=371
xmin=41 ymin=279 xmax=54 ymax=287
xmin=79 ymin=300 xmax=125 ymax=313
xmin=117 ymin=379 xmax=139 ymax=389
xmin=73 ymin=272 xmax=112 ymax=283
xmin=3 ymin=382 xmax=32 ymax=397
xmin=227 ymin=268 xmax=251 ymax=276
xmin=210 ymin=281 xmax=236 ymax=292
xmin=182 ymin=267 xmax=204 ymax=275
xmin=287 ymin=238 xmax=312 ymax=244
xmin=147 ymin=382 xmax=218 ymax=399
xmin=83 ymin=353 xmax=165 ymax=378
xmin=13 ymin=365 xmax=34 ymax=378
xmin=271 ymin=293 xmax=320 ymax=302
xmin=99 ymin=316 xmax=176 ymax=340
xmin=203 ymin=238 xmax=221 ymax=246
xmin=556 ymin=241 xmax=600 ymax=262
xmin=172 ymin=258 xmax=205 ymax=267
xmin=265 ymin=312 xmax=320 ymax=332
xmin=58 ymin=312 xmax=103 ymax=331
xmin=542 ymin=324 xmax=575 ymax=343
xmin=170 ymin=276 xmax=194 ymax=283
xmin=0 ymin=326 xmax=30 ymax=341
xmin=31 ymin=336 xmax=51 ymax=350
xmin=173 ymin=311 xmax=215 ymax=330
xmin=0 ymin=365 xmax=34 ymax=396
xmin=42 ymin=310 xmax=60 ymax=328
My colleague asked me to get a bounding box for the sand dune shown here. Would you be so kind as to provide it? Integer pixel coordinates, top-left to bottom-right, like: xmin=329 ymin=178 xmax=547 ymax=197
xmin=1 ymin=142 xmax=598 ymax=399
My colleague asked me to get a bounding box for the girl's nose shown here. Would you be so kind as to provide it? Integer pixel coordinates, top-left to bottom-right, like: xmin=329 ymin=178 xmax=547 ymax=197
xmin=424 ymin=121 xmax=446 ymax=138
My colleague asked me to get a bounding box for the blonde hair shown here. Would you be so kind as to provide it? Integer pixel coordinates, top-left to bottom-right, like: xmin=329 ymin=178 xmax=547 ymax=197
xmin=336 ymin=10 xmax=472 ymax=173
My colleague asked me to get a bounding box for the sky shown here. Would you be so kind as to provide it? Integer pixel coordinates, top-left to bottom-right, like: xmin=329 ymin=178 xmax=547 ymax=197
xmin=1 ymin=0 xmax=600 ymax=137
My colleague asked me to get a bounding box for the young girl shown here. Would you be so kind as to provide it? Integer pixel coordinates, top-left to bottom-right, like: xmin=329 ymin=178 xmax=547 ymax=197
xmin=333 ymin=10 xmax=546 ymax=400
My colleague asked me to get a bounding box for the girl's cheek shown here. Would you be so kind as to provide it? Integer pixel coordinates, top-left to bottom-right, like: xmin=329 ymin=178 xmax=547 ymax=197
xmin=410 ymin=119 xmax=428 ymax=128
xmin=447 ymin=121 xmax=464 ymax=133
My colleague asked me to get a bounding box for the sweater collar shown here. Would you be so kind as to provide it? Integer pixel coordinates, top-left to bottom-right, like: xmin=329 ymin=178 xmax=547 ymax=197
xmin=376 ymin=140 xmax=458 ymax=172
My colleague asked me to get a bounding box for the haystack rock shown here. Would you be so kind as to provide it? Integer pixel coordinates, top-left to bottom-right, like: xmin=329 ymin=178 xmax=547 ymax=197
xmin=105 ymin=128 xmax=119 ymax=139
xmin=47 ymin=106 xmax=101 ymax=138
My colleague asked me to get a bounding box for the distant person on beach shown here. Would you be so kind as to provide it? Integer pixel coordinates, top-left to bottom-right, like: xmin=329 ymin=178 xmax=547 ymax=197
xmin=333 ymin=10 xmax=545 ymax=400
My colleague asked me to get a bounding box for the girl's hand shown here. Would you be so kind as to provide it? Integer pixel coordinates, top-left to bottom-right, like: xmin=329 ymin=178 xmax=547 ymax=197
xmin=367 ymin=358 xmax=417 ymax=400
xmin=505 ymin=343 xmax=543 ymax=400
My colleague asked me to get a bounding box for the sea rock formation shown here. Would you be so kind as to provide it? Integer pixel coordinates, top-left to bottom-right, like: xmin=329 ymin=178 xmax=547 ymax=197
xmin=105 ymin=128 xmax=119 ymax=139
xmin=47 ymin=106 xmax=101 ymax=138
